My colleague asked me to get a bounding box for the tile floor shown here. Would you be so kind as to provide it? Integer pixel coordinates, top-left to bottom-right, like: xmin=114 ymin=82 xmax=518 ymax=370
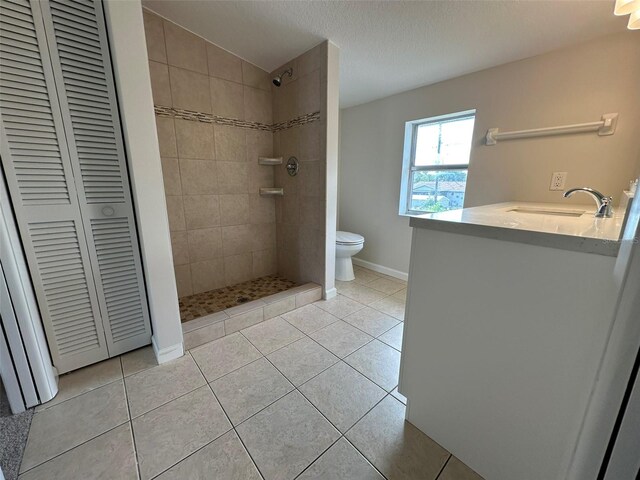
xmin=19 ymin=267 xmax=483 ymax=480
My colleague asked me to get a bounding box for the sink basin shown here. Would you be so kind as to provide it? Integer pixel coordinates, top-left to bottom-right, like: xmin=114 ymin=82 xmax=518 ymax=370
xmin=507 ymin=207 xmax=586 ymax=217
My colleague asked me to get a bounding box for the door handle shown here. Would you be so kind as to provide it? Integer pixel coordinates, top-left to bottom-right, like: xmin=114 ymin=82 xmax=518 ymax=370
xmin=101 ymin=206 xmax=115 ymax=217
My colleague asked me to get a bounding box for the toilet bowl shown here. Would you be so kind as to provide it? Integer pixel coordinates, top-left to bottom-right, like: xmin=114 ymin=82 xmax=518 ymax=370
xmin=335 ymin=231 xmax=365 ymax=281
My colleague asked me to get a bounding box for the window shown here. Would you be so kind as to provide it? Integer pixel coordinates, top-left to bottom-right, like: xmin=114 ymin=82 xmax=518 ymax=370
xmin=400 ymin=110 xmax=475 ymax=215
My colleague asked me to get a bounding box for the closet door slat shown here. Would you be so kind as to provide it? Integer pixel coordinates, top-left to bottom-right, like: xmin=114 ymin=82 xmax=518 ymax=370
xmin=0 ymin=0 xmax=108 ymax=373
xmin=41 ymin=0 xmax=151 ymax=355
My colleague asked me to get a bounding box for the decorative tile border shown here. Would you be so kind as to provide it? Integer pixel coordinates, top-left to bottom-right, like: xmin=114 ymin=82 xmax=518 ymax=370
xmin=154 ymin=105 xmax=320 ymax=132
xmin=272 ymin=112 xmax=321 ymax=132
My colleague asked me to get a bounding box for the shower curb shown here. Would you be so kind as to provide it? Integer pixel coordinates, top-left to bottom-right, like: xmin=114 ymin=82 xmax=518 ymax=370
xmin=181 ymin=283 xmax=322 ymax=350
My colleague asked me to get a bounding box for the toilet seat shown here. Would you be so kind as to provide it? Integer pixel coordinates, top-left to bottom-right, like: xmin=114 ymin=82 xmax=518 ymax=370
xmin=336 ymin=231 xmax=364 ymax=245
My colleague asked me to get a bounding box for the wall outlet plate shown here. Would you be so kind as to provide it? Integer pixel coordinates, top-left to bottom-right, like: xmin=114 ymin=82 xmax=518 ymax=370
xmin=550 ymin=172 xmax=567 ymax=191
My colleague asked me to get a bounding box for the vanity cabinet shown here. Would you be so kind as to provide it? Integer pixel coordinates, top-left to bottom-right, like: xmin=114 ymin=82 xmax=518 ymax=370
xmin=400 ymin=212 xmax=620 ymax=480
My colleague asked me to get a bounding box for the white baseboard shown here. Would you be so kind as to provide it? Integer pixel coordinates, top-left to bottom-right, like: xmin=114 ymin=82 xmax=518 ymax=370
xmin=152 ymin=336 xmax=184 ymax=364
xmin=352 ymin=258 xmax=409 ymax=282
xmin=324 ymin=287 xmax=338 ymax=300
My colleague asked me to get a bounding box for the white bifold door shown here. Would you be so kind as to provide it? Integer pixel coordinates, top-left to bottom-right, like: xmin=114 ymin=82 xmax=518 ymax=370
xmin=0 ymin=0 xmax=151 ymax=373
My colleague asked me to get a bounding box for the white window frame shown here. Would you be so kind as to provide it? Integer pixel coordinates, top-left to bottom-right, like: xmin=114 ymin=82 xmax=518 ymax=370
xmin=399 ymin=109 xmax=476 ymax=216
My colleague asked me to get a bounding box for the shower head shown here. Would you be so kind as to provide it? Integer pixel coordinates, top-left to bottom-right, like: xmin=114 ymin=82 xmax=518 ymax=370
xmin=272 ymin=68 xmax=293 ymax=87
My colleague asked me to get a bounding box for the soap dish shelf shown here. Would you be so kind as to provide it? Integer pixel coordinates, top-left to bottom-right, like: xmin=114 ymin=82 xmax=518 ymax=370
xmin=259 ymin=187 xmax=284 ymax=197
xmin=258 ymin=157 xmax=283 ymax=165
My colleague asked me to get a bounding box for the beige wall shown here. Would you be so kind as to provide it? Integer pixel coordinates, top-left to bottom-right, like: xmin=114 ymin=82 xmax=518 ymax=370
xmin=143 ymin=10 xmax=277 ymax=296
xmin=339 ymin=32 xmax=640 ymax=273
xmin=271 ymin=43 xmax=328 ymax=286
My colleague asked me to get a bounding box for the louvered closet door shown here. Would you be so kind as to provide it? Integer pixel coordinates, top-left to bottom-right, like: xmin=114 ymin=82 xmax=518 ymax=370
xmin=39 ymin=0 xmax=152 ymax=356
xmin=0 ymin=0 xmax=109 ymax=373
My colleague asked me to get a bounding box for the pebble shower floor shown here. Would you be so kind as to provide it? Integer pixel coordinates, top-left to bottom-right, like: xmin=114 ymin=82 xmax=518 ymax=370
xmin=179 ymin=275 xmax=298 ymax=322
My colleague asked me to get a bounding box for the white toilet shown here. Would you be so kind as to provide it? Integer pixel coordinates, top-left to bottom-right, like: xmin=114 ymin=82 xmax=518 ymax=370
xmin=335 ymin=231 xmax=365 ymax=281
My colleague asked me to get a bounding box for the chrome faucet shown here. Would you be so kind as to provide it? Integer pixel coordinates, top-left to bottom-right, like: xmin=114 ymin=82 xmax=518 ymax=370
xmin=563 ymin=187 xmax=613 ymax=218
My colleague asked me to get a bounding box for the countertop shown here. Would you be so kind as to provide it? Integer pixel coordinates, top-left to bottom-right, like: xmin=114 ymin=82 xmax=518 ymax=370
xmin=409 ymin=202 xmax=626 ymax=256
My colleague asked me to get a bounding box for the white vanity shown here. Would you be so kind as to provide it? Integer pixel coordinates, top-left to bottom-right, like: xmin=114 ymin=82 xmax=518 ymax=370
xmin=399 ymin=202 xmax=627 ymax=480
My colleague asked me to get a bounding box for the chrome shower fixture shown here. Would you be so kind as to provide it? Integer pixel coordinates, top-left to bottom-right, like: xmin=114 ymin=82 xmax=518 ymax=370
xmin=272 ymin=68 xmax=293 ymax=87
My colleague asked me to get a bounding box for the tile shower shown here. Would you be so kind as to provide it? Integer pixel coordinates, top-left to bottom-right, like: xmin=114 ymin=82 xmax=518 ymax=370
xmin=143 ymin=10 xmax=328 ymax=329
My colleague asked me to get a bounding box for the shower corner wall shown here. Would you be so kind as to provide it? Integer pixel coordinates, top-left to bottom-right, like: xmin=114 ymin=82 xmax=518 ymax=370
xmin=143 ymin=8 xmax=337 ymax=315
xmin=271 ymin=41 xmax=337 ymax=292
xmin=143 ymin=9 xmax=279 ymax=300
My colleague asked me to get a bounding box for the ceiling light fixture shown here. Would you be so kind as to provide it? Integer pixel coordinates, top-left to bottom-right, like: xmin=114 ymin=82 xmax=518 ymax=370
xmin=614 ymin=0 xmax=640 ymax=29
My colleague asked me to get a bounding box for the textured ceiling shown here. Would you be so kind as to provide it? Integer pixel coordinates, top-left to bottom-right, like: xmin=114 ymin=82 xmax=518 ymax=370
xmin=142 ymin=0 xmax=629 ymax=108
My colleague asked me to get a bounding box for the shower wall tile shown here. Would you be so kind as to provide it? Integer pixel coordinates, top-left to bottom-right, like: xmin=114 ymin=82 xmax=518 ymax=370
xmin=242 ymin=61 xmax=270 ymax=91
xmin=249 ymin=195 xmax=275 ymax=224
xmin=180 ymin=159 xmax=218 ymax=195
xmin=171 ymin=231 xmax=190 ymax=266
xmin=145 ymin=12 xmax=281 ymax=295
xmin=164 ymin=21 xmax=208 ymax=74
xmin=251 ymin=223 xmax=276 ymax=252
xmin=300 ymin=196 xmax=324 ymax=229
xmin=217 ymin=162 xmax=249 ymax=194
xmin=222 ymin=225 xmax=253 ymax=256
xmin=174 ymin=120 xmax=214 ymax=160
xmin=188 ymin=228 xmax=223 ymax=262
xmin=166 ymin=196 xmax=186 ymax=232
xmin=169 ymin=67 xmax=211 ymax=113
xmin=253 ymin=249 xmax=277 ymax=278
xmin=249 ymin=167 xmax=274 ymax=191
xmin=244 ymin=86 xmax=272 ymax=124
xmin=219 ymin=194 xmax=250 ymax=226
xmin=279 ymin=127 xmax=299 ymax=162
xmin=224 ymin=254 xmax=253 ymax=286
xmin=207 ymin=43 xmax=243 ymax=83
xmin=155 ymin=117 xmax=177 ymax=157
xmin=215 ymin=126 xmax=246 ymax=163
xmin=272 ymin=43 xmax=329 ymax=287
xmin=298 ymin=160 xmax=323 ymax=197
xmin=191 ymin=258 xmax=225 ymax=294
xmin=174 ymin=264 xmax=193 ymax=297
xmin=143 ymin=11 xmax=166 ymax=63
xmin=298 ymin=122 xmax=321 ymax=161
xmin=297 ymin=71 xmax=321 ymax=121
xmin=246 ymin=130 xmax=273 ymax=163
xmin=161 ymin=157 xmax=182 ymax=196
xmin=184 ymin=195 xmax=221 ymax=229
xmin=210 ymin=78 xmax=244 ymax=120
xmin=149 ymin=61 xmax=172 ymax=106
xmin=273 ymin=82 xmax=298 ymax=123
xmin=297 ymin=43 xmax=323 ymax=77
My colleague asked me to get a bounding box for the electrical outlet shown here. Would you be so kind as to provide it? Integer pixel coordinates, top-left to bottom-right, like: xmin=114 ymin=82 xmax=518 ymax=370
xmin=550 ymin=172 xmax=567 ymax=191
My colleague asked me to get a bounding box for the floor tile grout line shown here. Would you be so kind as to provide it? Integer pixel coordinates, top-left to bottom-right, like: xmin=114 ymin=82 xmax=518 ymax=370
xmin=337 ymin=307 xmax=401 ymax=339
xmin=291 ymin=434 xmax=345 ymax=480
xmin=240 ymin=316 xmax=308 ymax=356
xmin=34 ymin=368 xmax=125 ymax=413
xmin=336 ymin=392 xmax=401 ymax=480
xmin=332 ymin=290 xmax=405 ymax=321
xmin=280 ymin=313 xmax=341 ymax=335
xmin=197 ymin=357 xmax=267 ymax=480
xmin=339 ymin=435 xmax=391 ymax=480
xmin=256 ymin=341 xmax=396 ymax=474
xmin=124 ymin=354 xmax=208 ymax=421
xmin=29 ymin=275 xmax=402 ymax=479
xmin=18 ymin=418 xmax=132 ymax=476
xmin=144 ymin=401 xmax=245 ymax=477
xmin=146 ymin=350 xmax=266 ymax=480
xmin=253 ymin=311 xmax=397 ymax=392
xmin=26 ymin=269 xmax=402 ymax=479
xmin=120 ymin=358 xmax=143 ymax=480
xmin=434 ymin=453 xmax=453 ymax=480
